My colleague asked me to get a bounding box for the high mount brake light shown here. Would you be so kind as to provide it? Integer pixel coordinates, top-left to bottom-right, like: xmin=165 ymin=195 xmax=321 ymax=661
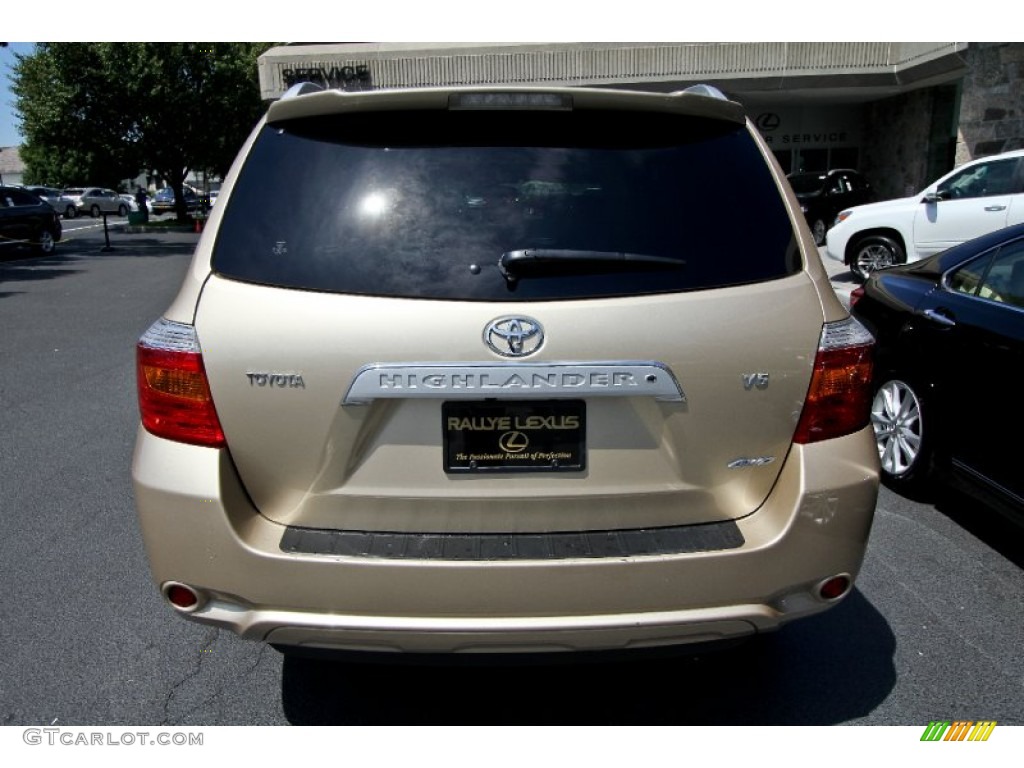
xmin=793 ymin=317 xmax=874 ymax=445
xmin=448 ymin=92 xmax=573 ymax=110
xmin=137 ymin=319 xmax=226 ymax=448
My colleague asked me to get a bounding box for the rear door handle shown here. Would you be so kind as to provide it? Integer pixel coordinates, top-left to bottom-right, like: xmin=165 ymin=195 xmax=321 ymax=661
xmin=984 ymin=205 xmax=1007 ymax=212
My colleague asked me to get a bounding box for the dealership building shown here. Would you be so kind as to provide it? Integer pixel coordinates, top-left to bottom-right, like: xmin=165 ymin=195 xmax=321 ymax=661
xmin=258 ymin=42 xmax=1024 ymax=200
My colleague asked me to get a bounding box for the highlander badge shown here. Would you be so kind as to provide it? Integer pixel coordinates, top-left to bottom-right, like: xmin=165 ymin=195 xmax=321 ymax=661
xmin=484 ymin=316 xmax=544 ymax=357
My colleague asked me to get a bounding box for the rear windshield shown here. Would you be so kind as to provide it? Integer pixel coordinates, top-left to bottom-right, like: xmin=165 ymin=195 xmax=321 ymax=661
xmin=213 ymin=109 xmax=799 ymax=301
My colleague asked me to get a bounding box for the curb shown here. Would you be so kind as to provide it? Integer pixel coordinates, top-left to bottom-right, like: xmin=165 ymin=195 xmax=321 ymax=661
xmin=123 ymin=225 xmax=197 ymax=234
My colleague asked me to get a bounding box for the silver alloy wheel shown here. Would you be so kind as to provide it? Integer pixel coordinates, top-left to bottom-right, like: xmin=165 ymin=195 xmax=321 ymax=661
xmin=871 ymin=379 xmax=923 ymax=477
xmin=38 ymin=230 xmax=55 ymax=254
xmin=853 ymin=242 xmax=895 ymax=279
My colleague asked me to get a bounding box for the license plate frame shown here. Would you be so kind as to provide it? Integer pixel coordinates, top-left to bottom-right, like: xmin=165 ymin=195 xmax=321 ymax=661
xmin=443 ymin=400 xmax=586 ymax=474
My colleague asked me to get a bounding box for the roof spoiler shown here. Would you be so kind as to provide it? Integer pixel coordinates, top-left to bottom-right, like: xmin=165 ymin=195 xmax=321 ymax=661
xmin=280 ymin=81 xmax=325 ymax=100
xmin=677 ymin=84 xmax=729 ymax=101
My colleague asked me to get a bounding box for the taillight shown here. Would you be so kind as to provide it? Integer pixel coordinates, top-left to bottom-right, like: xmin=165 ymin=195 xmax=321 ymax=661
xmin=793 ymin=316 xmax=874 ymax=444
xmin=136 ymin=318 xmax=226 ymax=448
xmin=849 ymin=286 xmax=865 ymax=308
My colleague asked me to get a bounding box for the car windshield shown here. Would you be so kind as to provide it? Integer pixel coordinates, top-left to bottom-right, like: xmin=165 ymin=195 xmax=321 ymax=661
xmin=213 ymin=109 xmax=799 ymax=301
xmin=787 ymin=173 xmax=828 ymax=194
xmin=64 ymin=188 xmax=84 ymax=196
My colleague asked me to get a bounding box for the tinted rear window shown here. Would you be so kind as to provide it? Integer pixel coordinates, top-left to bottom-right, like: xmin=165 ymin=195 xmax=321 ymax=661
xmin=213 ymin=109 xmax=798 ymax=300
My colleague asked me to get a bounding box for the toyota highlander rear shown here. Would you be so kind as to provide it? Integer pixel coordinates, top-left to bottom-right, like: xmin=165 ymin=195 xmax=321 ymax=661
xmin=132 ymin=84 xmax=878 ymax=655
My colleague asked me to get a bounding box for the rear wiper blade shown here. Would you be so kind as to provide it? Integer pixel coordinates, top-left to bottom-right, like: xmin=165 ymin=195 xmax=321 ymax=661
xmin=498 ymin=249 xmax=685 ymax=288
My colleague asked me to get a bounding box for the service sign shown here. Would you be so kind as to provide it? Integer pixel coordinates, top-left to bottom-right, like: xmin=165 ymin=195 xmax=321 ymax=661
xmin=443 ymin=400 xmax=586 ymax=473
xmin=281 ymin=63 xmax=373 ymax=92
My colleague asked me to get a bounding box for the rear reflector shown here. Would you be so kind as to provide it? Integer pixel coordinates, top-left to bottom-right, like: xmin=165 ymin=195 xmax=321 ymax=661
xmin=818 ymin=575 xmax=851 ymax=601
xmin=137 ymin=319 xmax=226 ymax=448
xmin=793 ymin=316 xmax=874 ymax=444
xmin=165 ymin=583 xmax=200 ymax=610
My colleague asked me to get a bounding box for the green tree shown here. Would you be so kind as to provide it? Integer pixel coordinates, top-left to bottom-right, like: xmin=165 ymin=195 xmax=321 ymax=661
xmin=13 ymin=42 xmax=273 ymax=219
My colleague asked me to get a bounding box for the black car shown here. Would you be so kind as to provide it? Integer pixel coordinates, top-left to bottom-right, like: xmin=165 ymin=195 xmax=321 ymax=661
xmin=851 ymin=222 xmax=1024 ymax=522
xmin=788 ymin=168 xmax=873 ymax=246
xmin=0 ymin=185 xmax=63 ymax=257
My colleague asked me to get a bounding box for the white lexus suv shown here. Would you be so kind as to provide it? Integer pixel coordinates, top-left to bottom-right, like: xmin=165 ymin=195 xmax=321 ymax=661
xmin=827 ymin=148 xmax=1024 ymax=280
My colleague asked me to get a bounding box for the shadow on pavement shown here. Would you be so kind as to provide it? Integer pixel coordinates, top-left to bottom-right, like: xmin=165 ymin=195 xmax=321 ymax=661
xmin=935 ymin=486 xmax=1024 ymax=569
xmin=829 ymin=270 xmax=862 ymax=285
xmin=0 ymin=234 xmax=197 ymax=296
xmin=280 ymin=589 xmax=895 ymax=725
xmin=0 ymin=258 xmax=81 ymax=289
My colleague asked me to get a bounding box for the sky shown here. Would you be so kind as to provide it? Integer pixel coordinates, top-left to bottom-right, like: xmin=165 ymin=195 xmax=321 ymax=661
xmin=0 ymin=42 xmax=33 ymax=147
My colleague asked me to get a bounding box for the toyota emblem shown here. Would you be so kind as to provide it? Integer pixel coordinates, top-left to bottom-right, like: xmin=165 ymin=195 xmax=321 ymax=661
xmin=484 ymin=316 xmax=544 ymax=357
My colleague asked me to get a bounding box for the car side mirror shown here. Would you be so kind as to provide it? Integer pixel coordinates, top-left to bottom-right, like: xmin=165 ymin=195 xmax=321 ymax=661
xmin=923 ymin=192 xmax=942 ymax=204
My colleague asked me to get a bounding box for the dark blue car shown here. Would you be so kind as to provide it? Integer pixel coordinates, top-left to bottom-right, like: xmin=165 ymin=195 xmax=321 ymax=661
xmin=851 ymin=222 xmax=1024 ymax=522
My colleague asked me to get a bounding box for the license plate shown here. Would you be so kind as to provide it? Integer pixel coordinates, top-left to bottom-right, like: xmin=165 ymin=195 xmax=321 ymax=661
xmin=443 ymin=400 xmax=586 ymax=473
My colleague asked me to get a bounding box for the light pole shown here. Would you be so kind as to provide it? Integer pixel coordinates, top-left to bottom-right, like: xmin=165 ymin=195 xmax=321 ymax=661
xmin=0 ymin=41 xmax=6 ymax=182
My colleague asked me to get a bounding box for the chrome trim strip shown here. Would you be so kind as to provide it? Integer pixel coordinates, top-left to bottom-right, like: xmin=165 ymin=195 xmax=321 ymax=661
xmin=342 ymin=362 xmax=685 ymax=405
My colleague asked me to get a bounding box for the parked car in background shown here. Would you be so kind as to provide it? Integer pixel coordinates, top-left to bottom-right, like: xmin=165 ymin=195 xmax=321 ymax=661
xmin=828 ymin=149 xmax=1024 ymax=280
xmin=120 ymin=193 xmax=149 ymax=213
xmin=25 ymin=186 xmax=77 ymax=219
xmin=149 ymin=188 xmax=173 ymax=214
xmin=0 ymin=185 xmax=62 ymax=256
xmin=133 ymin=84 xmax=879 ymax=659
xmin=150 ymin=186 xmax=201 ymax=215
xmin=851 ymin=222 xmax=1024 ymax=522
xmin=787 ymin=169 xmax=874 ymax=246
xmin=62 ymin=187 xmax=130 ymax=218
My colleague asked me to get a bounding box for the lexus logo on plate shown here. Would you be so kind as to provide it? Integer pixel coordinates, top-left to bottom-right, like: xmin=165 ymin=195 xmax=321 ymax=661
xmin=498 ymin=431 xmax=529 ymax=453
xmin=484 ymin=316 xmax=544 ymax=357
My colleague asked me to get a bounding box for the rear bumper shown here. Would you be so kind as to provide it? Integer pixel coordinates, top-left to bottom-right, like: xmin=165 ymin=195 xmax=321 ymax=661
xmin=222 ymin=605 xmax=767 ymax=654
xmin=131 ymin=426 xmax=878 ymax=654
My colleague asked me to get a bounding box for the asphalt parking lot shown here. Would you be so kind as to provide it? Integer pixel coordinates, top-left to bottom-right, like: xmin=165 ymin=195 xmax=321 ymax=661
xmin=1 ymin=224 xmax=1022 ymax=727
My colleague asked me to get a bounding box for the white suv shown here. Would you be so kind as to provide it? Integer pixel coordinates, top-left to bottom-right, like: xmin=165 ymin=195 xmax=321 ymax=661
xmin=827 ymin=149 xmax=1024 ymax=280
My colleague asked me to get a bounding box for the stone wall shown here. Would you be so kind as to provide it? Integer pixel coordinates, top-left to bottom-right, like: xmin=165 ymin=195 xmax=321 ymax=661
xmin=955 ymin=43 xmax=1024 ymax=164
xmin=861 ymin=90 xmax=937 ymax=200
xmin=812 ymin=42 xmax=1022 ymax=202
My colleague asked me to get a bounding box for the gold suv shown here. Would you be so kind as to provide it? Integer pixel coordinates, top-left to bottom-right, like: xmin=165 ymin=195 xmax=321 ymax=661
xmin=132 ymin=84 xmax=879 ymax=656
